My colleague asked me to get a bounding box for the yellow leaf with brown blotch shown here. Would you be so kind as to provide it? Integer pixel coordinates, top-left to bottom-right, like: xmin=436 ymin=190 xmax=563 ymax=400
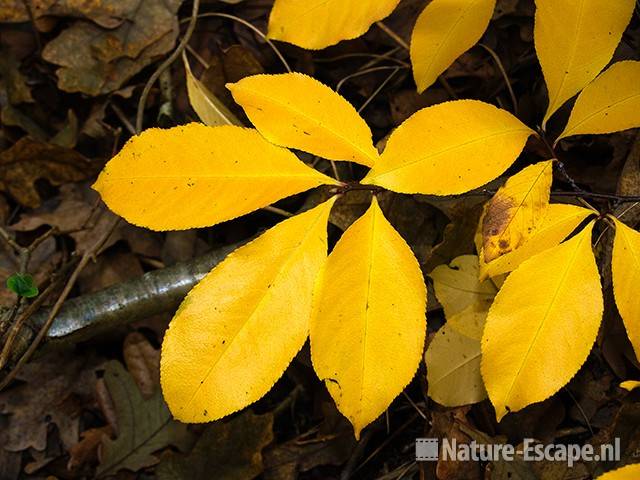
xmin=93 ymin=124 xmax=338 ymax=231
xmin=477 ymin=203 xmax=595 ymax=280
xmin=311 ymin=197 xmax=426 ymax=438
xmin=482 ymin=160 xmax=553 ymax=263
xmin=558 ymin=61 xmax=640 ymax=141
xmin=266 ymin=0 xmax=401 ymax=50
xmin=411 ymin=0 xmax=496 ymax=93
xmin=612 ymin=218 xmax=640 ymax=361
xmin=161 ymin=198 xmax=336 ymax=422
xmin=535 ymin=0 xmax=635 ymax=128
xmin=481 ymin=221 xmax=603 ymax=420
xmin=228 ymin=73 xmax=379 ymax=167
xmin=362 ymin=100 xmax=533 ymax=195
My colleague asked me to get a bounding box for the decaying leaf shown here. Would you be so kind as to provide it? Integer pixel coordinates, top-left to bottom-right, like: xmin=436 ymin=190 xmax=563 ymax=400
xmin=482 ymin=160 xmax=553 ymax=262
xmin=363 ymin=100 xmax=534 ymax=195
xmin=481 ymin=222 xmax=603 ymax=420
xmin=156 ymin=411 xmax=273 ymax=480
xmin=97 ymin=361 xmax=193 ymax=477
xmin=41 ymin=0 xmax=183 ymax=95
xmin=411 ymin=0 xmax=496 ymax=93
xmin=161 ymin=199 xmax=335 ymax=422
xmin=558 ymin=61 xmax=640 ymax=141
xmin=123 ymin=332 xmax=161 ymax=399
xmin=0 ymin=136 xmax=91 ymax=208
xmin=535 ymin=0 xmax=635 ymax=126
xmin=477 ymin=203 xmax=594 ymax=279
xmin=266 ymin=0 xmax=401 ymax=49
xmin=430 ymin=255 xmax=497 ymax=341
xmin=311 ymin=197 xmax=426 ymax=438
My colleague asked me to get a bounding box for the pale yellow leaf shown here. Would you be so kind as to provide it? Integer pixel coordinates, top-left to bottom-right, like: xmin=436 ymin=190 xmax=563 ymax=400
xmin=612 ymin=218 xmax=640 ymax=361
xmin=311 ymin=197 xmax=426 ymax=438
xmin=481 ymin=222 xmax=603 ymax=420
xmin=558 ymin=61 xmax=640 ymax=141
xmin=620 ymin=380 xmax=640 ymax=391
xmin=411 ymin=0 xmax=496 ymax=93
xmin=478 ymin=203 xmax=594 ymax=280
xmin=482 ymin=160 xmax=553 ymax=262
xmin=266 ymin=0 xmax=401 ymax=50
xmin=160 ymin=198 xmax=336 ymax=422
xmin=597 ymin=464 xmax=640 ymax=480
xmin=430 ymin=255 xmax=497 ymax=341
xmin=182 ymin=53 xmax=241 ymax=127
xmin=362 ymin=100 xmax=533 ymax=195
xmin=425 ymin=323 xmax=487 ymax=407
xmin=93 ymin=124 xmax=338 ymax=230
xmin=535 ymin=0 xmax=635 ymax=127
xmin=228 ymin=73 xmax=378 ymax=167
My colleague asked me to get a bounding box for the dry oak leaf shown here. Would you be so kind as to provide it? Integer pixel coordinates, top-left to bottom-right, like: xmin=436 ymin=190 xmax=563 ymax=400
xmin=41 ymin=0 xmax=182 ymax=95
xmin=0 ymin=0 xmax=140 ymax=28
xmin=0 ymin=136 xmax=91 ymax=207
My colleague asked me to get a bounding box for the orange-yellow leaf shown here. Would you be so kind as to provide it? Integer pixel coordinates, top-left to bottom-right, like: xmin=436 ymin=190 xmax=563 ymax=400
xmin=481 ymin=222 xmax=603 ymax=420
xmin=362 ymin=100 xmax=533 ymax=195
xmin=535 ymin=0 xmax=635 ymax=127
xmin=160 ymin=198 xmax=336 ymax=422
xmin=411 ymin=0 xmax=496 ymax=93
xmin=311 ymin=197 xmax=426 ymax=438
xmin=612 ymin=218 xmax=640 ymax=361
xmin=597 ymin=464 xmax=640 ymax=480
xmin=620 ymin=380 xmax=640 ymax=391
xmin=266 ymin=0 xmax=401 ymax=50
xmin=478 ymin=203 xmax=594 ymax=280
xmin=228 ymin=73 xmax=379 ymax=167
xmin=93 ymin=124 xmax=338 ymax=230
xmin=558 ymin=61 xmax=640 ymax=141
xmin=482 ymin=160 xmax=553 ymax=262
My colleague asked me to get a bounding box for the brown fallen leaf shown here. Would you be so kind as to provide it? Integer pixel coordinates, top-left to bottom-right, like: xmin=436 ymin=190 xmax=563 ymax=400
xmin=68 ymin=426 xmax=113 ymax=472
xmin=42 ymin=0 xmax=183 ymax=95
xmin=0 ymin=137 xmax=92 ymax=207
xmin=0 ymin=351 xmax=99 ymax=452
xmin=123 ymin=331 xmax=160 ymax=399
xmin=157 ymin=410 xmax=274 ymax=480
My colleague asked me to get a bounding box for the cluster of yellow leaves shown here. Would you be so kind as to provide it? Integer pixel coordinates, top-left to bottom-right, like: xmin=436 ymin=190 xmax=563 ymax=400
xmin=95 ymin=72 xmax=532 ymax=437
xmin=266 ymin=0 xmax=496 ymax=93
xmin=425 ymin=0 xmax=640 ymax=419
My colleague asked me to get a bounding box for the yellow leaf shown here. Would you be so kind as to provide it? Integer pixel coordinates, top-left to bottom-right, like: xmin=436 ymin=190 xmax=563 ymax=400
xmin=228 ymin=73 xmax=379 ymax=167
xmin=535 ymin=0 xmax=635 ymax=127
xmin=597 ymin=464 xmax=640 ymax=480
xmin=93 ymin=124 xmax=338 ymax=231
xmin=478 ymin=203 xmax=594 ymax=279
xmin=311 ymin=197 xmax=426 ymax=438
xmin=612 ymin=218 xmax=640 ymax=361
xmin=425 ymin=323 xmax=487 ymax=407
xmin=182 ymin=53 xmax=241 ymax=127
xmin=481 ymin=222 xmax=603 ymax=420
xmin=430 ymin=255 xmax=497 ymax=341
xmin=411 ymin=0 xmax=496 ymax=93
xmin=482 ymin=160 xmax=553 ymax=262
xmin=266 ymin=0 xmax=401 ymax=50
xmin=362 ymin=100 xmax=533 ymax=195
xmin=558 ymin=61 xmax=640 ymax=141
xmin=620 ymin=380 xmax=640 ymax=391
xmin=160 ymin=198 xmax=336 ymax=422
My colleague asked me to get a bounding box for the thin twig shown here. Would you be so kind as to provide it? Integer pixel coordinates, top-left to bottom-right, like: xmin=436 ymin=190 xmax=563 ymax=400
xmin=187 ymin=13 xmax=291 ymax=73
xmin=358 ymin=67 xmax=401 ymax=114
xmin=478 ymin=43 xmax=518 ymax=115
xmin=136 ymin=0 xmax=201 ymax=133
xmin=376 ymin=21 xmax=409 ymax=50
xmin=336 ymin=66 xmax=407 ymax=93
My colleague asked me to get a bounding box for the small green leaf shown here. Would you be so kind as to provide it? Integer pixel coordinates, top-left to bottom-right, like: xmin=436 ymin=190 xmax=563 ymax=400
xmin=6 ymin=273 xmax=39 ymax=298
